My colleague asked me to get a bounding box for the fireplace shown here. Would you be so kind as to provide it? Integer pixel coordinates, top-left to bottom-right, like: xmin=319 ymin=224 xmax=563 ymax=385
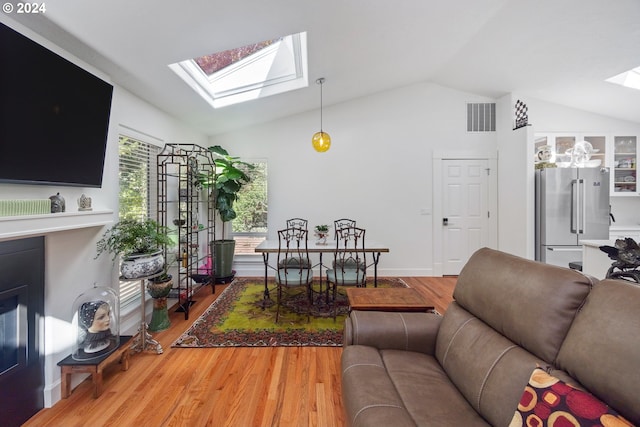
xmin=0 ymin=237 xmax=44 ymax=427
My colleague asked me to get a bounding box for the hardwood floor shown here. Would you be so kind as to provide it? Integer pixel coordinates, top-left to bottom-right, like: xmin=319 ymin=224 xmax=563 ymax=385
xmin=23 ymin=276 xmax=456 ymax=427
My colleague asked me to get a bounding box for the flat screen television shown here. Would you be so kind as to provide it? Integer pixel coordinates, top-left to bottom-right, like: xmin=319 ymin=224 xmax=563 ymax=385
xmin=0 ymin=22 xmax=113 ymax=188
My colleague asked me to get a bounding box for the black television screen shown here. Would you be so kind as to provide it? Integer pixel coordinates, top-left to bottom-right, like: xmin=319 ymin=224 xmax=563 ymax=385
xmin=0 ymin=22 xmax=113 ymax=188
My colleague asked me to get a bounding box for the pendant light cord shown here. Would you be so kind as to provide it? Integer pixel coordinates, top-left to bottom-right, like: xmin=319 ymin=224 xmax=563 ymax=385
xmin=317 ymin=78 xmax=325 ymax=132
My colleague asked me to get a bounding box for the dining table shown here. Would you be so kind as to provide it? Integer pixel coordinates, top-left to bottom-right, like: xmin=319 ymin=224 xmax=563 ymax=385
xmin=254 ymin=239 xmax=390 ymax=307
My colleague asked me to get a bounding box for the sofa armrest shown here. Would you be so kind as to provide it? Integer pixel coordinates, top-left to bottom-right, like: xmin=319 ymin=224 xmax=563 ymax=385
xmin=343 ymin=310 xmax=442 ymax=354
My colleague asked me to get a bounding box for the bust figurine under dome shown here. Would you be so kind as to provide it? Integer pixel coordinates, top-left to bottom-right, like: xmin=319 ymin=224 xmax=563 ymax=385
xmin=72 ymin=286 xmax=119 ymax=361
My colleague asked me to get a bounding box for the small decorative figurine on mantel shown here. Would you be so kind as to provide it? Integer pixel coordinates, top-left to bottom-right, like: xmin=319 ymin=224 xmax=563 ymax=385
xmin=49 ymin=192 xmax=65 ymax=213
xmin=77 ymin=193 xmax=93 ymax=211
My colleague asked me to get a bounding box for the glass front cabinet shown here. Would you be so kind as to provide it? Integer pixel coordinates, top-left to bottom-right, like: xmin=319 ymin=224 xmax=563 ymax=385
xmin=613 ymin=136 xmax=637 ymax=194
xmin=534 ymin=133 xmax=638 ymax=196
xmin=534 ymin=133 xmax=606 ymax=167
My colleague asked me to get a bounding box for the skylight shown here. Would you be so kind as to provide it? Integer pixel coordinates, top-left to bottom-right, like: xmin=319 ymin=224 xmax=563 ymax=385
xmin=169 ymin=32 xmax=308 ymax=108
xmin=606 ymin=65 xmax=640 ymax=91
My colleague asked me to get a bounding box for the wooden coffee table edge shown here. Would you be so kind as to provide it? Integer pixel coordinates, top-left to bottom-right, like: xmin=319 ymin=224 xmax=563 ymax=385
xmin=345 ymin=287 xmax=434 ymax=312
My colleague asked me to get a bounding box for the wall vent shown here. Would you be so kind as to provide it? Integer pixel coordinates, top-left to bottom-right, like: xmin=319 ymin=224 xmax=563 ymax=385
xmin=467 ymin=103 xmax=496 ymax=132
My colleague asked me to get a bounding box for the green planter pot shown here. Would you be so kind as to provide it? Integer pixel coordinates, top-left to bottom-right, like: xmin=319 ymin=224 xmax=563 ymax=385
xmin=146 ymin=275 xmax=173 ymax=332
xmin=211 ymin=239 xmax=235 ymax=278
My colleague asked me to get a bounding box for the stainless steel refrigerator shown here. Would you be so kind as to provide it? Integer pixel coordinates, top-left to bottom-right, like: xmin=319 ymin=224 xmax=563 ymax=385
xmin=535 ymin=167 xmax=610 ymax=268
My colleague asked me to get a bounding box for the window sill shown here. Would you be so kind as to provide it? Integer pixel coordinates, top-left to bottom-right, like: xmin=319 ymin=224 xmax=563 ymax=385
xmin=234 ymin=253 xmax=263 ymax=263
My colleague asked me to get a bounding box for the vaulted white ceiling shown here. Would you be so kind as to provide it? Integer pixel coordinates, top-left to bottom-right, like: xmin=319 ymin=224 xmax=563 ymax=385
xmin=8 ymin=0 xmax=640 ymax=135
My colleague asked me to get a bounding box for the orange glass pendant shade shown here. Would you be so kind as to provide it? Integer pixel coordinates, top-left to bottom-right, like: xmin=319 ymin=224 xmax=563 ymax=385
xmin=312 ymin=131 xmax=331 ymax=152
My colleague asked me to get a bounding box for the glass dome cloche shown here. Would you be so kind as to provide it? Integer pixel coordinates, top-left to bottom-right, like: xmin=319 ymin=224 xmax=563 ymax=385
xmin=72 ymin=285 xmax=120 ymax=361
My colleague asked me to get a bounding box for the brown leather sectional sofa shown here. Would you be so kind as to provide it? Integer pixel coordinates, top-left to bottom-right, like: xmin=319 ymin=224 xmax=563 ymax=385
xmin=341 ymin=247 xmax=639 ymax=426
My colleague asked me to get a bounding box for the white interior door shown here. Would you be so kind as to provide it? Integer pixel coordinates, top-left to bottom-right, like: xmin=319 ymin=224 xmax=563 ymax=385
xmin=442 ymin=159 xmax=489 ymax=275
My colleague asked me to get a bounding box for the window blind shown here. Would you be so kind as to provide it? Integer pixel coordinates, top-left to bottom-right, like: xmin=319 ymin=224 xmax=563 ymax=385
xmin=118 ymin=135 xmax=161 ymax=305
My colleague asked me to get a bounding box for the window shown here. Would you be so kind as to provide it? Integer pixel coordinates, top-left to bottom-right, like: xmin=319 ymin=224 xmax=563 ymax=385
xmin=606 ymin=65 xmax=640 ymax=91
xmin=118 ymin=135 xmax=161 ymax=304
xmin=194 ymin=40 xmax=279 ymax=75
xmin=231 ymin=161 xmax=268 ymax=255
xmin=169 ymin=32 xmax=308 ymax=108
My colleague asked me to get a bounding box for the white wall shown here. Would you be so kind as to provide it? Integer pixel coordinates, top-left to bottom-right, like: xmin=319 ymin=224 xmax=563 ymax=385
xmin=0 ymin=16 xmax=207 ymax=407
xmin=212 ymin=82 xmax=497 ymax=276
xmin=496 ymin=93 xmax=535 ymax=259
xmin=528 ymin=98 xmax=640 ymax=135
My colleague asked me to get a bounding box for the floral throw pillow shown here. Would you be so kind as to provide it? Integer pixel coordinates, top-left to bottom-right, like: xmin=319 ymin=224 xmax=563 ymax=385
xmin=509 ymin=368 xmax=634 ymax=427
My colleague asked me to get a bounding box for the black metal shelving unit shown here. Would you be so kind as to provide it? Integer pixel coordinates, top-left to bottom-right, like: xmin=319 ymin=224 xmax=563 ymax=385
xmin=157 ymin=143 xmax=216 ymax=319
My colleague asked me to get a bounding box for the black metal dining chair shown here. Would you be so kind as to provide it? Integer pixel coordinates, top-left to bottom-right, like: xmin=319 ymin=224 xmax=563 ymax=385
xmin=286 ymin=218 xmax=308 ymax=230
xmin=333 ymin=218 xmax=356 ymax=239
xmin=280 ymin=218 xmax=311 ymax=269
xmin=275 ymin=227 xmax=314 ymax=322
xmin=326 ymin=226 xmax=366 ymax=319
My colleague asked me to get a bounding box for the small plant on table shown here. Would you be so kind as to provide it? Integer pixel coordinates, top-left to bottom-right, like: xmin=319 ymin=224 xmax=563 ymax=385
xmin=314 ymin=225 xmax=330 ymax=245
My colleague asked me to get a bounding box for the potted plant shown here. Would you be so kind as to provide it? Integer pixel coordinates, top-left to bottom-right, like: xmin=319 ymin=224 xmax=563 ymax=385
xmin=148 ymin=267 xmax=173 ymax=291
xmin=207 ymin=145 xmax=254 ymax=279
xmin=314 ymin=224 xmax=330 ymax=245
xmin=96 ymin=218 xmax=172 ymax=279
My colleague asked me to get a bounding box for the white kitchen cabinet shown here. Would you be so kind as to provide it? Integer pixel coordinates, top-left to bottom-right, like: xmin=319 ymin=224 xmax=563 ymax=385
xmin=612 ymin=136 xmax=637 ymax=195
xmin=534 ymin=133 xmax=606 ymax=167
xmin=535 ymin=132 xmax=639 ymax=197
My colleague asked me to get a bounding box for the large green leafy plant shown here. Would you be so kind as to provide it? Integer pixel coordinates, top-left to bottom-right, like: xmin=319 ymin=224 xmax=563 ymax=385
xmin=208 ymin=145 xmax=254 ymax=235
xmin=96 ymin=218 xmax=172 ymax=260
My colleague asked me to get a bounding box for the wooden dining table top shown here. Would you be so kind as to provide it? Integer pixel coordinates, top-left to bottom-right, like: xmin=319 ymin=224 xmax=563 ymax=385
xmin=254 ymin=239 xmax=389 ymax=253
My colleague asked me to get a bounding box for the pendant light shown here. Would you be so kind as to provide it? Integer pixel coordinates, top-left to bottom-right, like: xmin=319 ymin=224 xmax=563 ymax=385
xmin=312 ymin=77 xmax=331 ymax=152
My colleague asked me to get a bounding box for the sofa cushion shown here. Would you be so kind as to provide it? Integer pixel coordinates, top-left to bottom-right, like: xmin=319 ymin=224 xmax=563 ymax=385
xmin=341 ymin=345 xmax=425 ymax=427
xmin=454 ymin=248 xmax=594 ymax=363
xmin=381 ymin=349 xmax=490 ymax=426
xmin=556 ymin=279 xmax=640 ymax=425
xmin=436 ymin=303 xmax=551 ymax=426
xmin=509 ymin=368 xmax=634 ymax=427
xmin=341 ymin=345 xmax=490 ymax=427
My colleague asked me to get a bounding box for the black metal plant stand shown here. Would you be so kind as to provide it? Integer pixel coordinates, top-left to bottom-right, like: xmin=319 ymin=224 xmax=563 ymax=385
xmin=157 ymin=144 xmax=217 ymax=320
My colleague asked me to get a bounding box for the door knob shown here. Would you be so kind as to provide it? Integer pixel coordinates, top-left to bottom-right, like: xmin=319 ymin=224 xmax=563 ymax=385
xmin=443 ymin=218 xmax=449 ymax=226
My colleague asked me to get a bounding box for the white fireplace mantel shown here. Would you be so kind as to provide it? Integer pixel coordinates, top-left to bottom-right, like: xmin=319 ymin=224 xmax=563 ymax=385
xmin=0 ymin=209 xmax=114 ymax=241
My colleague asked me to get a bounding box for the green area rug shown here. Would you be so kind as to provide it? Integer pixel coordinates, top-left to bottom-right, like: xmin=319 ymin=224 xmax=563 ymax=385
xmin=172 ymin=277 xmax=407 ymax=347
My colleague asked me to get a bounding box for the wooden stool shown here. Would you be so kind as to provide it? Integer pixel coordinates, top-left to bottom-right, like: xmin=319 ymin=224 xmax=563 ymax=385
xmin=57 ymin=335 xmax=132 ymax=399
